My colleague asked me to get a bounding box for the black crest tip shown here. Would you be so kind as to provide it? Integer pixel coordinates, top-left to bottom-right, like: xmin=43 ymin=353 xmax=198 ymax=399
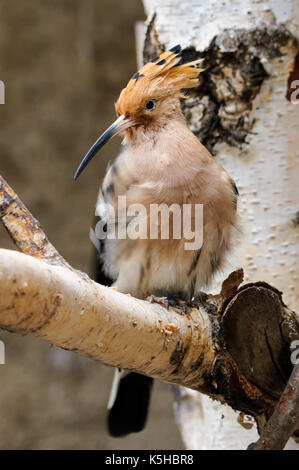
xmin=131 ymin=72 xmax=145 ymax=81
xmin=169 ymin=44 xmax=181 ymax=54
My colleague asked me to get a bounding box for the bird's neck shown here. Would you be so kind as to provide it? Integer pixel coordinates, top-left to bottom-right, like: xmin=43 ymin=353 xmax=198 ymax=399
xmin=122 ymin=118 xmax=208 ymax=186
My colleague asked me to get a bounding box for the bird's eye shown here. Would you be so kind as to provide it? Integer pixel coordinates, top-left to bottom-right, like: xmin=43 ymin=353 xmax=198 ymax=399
xmin=145 ymin=100 xmax=155 ymax=111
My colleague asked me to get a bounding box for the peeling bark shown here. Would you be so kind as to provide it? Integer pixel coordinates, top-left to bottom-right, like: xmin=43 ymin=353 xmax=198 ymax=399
xmin=143 ymin=14 xmax=297 ymax=152
xmin=181 ymin=26 xmax=296 ymax=151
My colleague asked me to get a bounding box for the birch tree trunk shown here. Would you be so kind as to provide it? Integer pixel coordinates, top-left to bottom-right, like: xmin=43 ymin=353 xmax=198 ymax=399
xmin=141 ymin=0 xmax=299 ymax=450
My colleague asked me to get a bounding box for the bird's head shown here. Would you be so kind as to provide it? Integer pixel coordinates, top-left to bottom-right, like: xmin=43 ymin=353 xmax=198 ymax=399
xmin=74 ymin=45 xmax=203 ymax=179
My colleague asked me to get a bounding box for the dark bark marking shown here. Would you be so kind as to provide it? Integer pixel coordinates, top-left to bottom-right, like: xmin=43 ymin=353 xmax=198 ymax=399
xmin=176 ymin=27 xmax=297 ymax=152
xmin=286 ymin=52 xmax=299 ymax=102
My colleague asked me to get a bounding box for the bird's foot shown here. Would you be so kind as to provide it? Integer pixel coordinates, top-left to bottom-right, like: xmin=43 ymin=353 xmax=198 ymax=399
xmin=168 ymin=297 xmax=188 ymax=314
xmin=146 ymin=295 xmax=188 ymax=315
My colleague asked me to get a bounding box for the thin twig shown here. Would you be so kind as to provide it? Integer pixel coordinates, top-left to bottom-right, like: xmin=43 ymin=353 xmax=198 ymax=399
xmin=248 ymin=363 xmax=299 ymax=449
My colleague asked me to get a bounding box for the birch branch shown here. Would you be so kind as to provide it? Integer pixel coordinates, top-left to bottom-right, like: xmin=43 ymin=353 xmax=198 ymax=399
xmin=0 ymin=174 xmax=298 ymax=448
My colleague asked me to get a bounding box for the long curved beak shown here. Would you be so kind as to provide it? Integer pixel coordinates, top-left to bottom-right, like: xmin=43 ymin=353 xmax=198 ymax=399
xmin=74 ymin=114 xmax=134 ymax=180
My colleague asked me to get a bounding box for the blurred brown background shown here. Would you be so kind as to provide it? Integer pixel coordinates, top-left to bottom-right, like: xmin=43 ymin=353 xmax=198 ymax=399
xmin=0 ymin=0 xmax=183 ymax=449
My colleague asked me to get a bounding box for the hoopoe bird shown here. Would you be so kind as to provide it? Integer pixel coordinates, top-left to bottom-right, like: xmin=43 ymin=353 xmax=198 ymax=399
xmin=74 ymin=45 xmax=238 ymax=437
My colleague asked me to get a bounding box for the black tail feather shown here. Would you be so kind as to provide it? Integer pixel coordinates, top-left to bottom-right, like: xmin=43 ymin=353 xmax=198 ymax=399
xmin=91 ymin=239 xmax=153 ymax=437
xmin=107 ymin=372 xmax=153 ymax=437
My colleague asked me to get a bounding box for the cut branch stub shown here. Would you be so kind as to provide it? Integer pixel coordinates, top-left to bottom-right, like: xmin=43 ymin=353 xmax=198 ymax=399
xmin=220 ymin=282 xmax=299 ymax=421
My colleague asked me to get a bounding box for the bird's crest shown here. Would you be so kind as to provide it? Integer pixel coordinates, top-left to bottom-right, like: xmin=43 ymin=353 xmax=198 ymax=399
xmin=115 ymin=45 xmax=203 ymax=115
xmin=135 ymin=45 xmax=203 ymax=90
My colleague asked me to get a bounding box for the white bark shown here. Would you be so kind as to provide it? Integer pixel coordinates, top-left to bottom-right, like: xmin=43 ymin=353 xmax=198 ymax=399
xmin=173 ymin=388 xmax=258 ymax=450
xmin=0 ymin=249 xmax=215 ymax=387
xmin=141 ymin=0 xmax=299 ymax=450
xmin=173 ymin=388 xmax=299 ymax=450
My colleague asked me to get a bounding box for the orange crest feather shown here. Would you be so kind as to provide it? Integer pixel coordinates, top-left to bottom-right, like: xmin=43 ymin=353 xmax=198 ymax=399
xmin=138 ymin=47 xmax=203 ymax=91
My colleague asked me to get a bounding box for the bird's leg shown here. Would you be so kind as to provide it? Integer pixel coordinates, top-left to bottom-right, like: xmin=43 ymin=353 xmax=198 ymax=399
xmin=167 ymin=296 xmax=188 ymax=314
